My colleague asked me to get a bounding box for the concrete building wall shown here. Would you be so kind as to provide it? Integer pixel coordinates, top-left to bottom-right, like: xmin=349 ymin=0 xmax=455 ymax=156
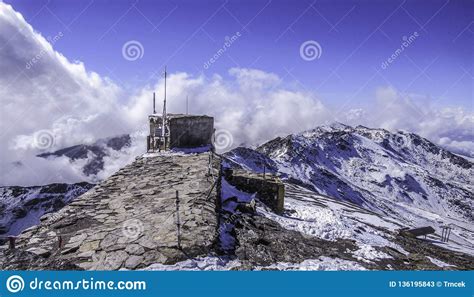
xmin=169 ymin=116 xmax=214 ymax=148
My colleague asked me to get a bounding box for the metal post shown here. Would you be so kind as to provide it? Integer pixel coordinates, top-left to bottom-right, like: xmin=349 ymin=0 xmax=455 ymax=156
xmin=176 ymin=190 xmax=181 ymax=249
xmin=162 ymin=67 xmax=167 ymax=150
xmin=441 ymin=226 xmax=451 ymax=243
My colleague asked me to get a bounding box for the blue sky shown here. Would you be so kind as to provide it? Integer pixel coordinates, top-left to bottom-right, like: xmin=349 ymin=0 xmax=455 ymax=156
xmin=5 ymin=0 xmax=473 ymax=110
xmin=1 ymin=0 xmax=473 ymax=185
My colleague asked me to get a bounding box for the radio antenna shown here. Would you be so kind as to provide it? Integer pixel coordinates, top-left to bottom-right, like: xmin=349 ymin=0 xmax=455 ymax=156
xmin=162 ymin=67 xmax=167 ymax=143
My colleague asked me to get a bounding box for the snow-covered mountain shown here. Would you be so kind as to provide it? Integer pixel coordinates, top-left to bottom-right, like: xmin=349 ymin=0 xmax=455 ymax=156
xmin=0 ymin=182 xmax=94 ymax=237
xmin=2 ymin=124 xmax=473 ymax=270
xmin=37 ymin=134 xmax=131 ymax=176
xmin=0 ymin=134 xmax=131 ymax=239
xmin=225 ymin=124 xmax=474 ymax=256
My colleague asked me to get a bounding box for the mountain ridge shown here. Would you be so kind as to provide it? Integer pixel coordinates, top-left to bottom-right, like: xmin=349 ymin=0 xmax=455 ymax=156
xmin=225 ymin=124 xmax=473 ymax=255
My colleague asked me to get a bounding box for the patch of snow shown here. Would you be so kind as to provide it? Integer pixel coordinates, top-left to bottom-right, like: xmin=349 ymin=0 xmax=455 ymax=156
xmin=171 ymin=145 xmax=212 ymax=154
xmin=144 ymin=256 xmax=241 ymax=271
xmin=426 ymin=256 xmax=456 ymax=268
xmin=219 ymin=179 xmax=255 ymax=251
xmin=257 ymin=183 xmax=412 ymax=263
xmin=256 ymin=257 xmax=366 ymax=271
xmin=353 ymin=244 xmax=392 ymax=263
xmin=257 ymin=197 xmax=350 ymax=240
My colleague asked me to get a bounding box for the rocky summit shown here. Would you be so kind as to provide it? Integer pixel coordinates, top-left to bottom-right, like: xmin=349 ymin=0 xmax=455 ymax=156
xmin=2 ymin=125 xmax=474 ymax=271
xmin=1 ymin=152 xmax=220 ymax=270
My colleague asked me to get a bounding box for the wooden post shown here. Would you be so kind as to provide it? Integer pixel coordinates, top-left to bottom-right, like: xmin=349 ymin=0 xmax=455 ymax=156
xmin=208 ymin=154 xmax=211 ymax=176
xmin=8 ymin=236 xmax=15 ymax=250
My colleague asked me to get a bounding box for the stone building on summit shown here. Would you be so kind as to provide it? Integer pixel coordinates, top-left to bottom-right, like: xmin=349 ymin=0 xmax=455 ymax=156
xmin=146 ymin=68 xmax=214 ymax=152
xmin=147 ymin=114 xmax=214 ymax=151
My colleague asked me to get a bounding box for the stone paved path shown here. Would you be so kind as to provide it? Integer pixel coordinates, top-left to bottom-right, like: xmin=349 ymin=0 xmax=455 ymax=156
xmin=5 ymin=152 xmax=220 ymax=270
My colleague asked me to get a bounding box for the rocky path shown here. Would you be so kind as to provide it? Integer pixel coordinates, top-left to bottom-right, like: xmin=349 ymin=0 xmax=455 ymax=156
xmin=0 ymin=153 xmax=220 ymax=270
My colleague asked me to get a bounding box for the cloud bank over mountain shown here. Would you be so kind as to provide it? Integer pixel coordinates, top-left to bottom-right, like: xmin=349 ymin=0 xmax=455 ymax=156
xmin=0 ymin=2 xmax=472 ymax=186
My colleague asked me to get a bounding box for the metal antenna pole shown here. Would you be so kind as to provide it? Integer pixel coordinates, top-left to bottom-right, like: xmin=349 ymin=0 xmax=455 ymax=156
xmin=153 ymin=92 xmax=156 ymax=114
xmin=162 ymin=67 xmax=167 ymax=149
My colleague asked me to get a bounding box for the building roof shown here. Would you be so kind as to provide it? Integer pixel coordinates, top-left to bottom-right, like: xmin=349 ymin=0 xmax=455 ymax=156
xmin=148 ymin=113 xmax=213 ymax=120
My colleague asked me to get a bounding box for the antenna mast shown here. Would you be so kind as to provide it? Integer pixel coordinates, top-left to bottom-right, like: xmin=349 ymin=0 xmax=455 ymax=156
xmin=153 ymin=92 xmax=156 ymax=114
xmin=162 ymin=67 xmax=167 ymax=146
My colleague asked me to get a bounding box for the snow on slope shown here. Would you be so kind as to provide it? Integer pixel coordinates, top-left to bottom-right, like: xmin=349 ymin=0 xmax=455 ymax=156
xmin=0 ymin=182 xmax=93 ymax=236
xmin=258 ymin=182 xmax=407 ymax=262
xmin=144 ymin=256 xmax=365 ymax=271
xmin=225 ymin=124 xmax=474 ymax=256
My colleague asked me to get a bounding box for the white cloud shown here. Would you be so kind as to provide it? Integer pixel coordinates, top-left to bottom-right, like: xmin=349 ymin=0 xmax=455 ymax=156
xmin=340 ymin=86 xmax=474 ymax=157
xmin=0 ymin=2 xmax=130 ymax=185
xmin=0 ymin=3 xmax=472 ymax=186
xmin=125 ymin=69 xmax=331 ymax=148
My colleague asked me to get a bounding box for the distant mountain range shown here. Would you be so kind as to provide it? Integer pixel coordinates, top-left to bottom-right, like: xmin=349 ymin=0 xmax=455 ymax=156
xmin=2 ymin=124 xmax=473 ymax=269
xmin=0 ymin=182 xmax=94 ymax=237
xmin=0 ymin=135 xmax=131 ymax=237
xmin=225 ymin=123 xmax=474 ymax=255
xmin=37 ymin=134 xmax=131 ymax=176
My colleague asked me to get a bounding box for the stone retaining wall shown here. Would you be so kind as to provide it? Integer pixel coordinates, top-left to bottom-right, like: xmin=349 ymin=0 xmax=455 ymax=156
xmin=224 ymin=169 xmax=285 ymax=214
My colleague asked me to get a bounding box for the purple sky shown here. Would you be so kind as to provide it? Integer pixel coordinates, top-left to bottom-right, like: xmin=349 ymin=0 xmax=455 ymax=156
xmin=5 ymin=0 xmax=473 ymax=109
